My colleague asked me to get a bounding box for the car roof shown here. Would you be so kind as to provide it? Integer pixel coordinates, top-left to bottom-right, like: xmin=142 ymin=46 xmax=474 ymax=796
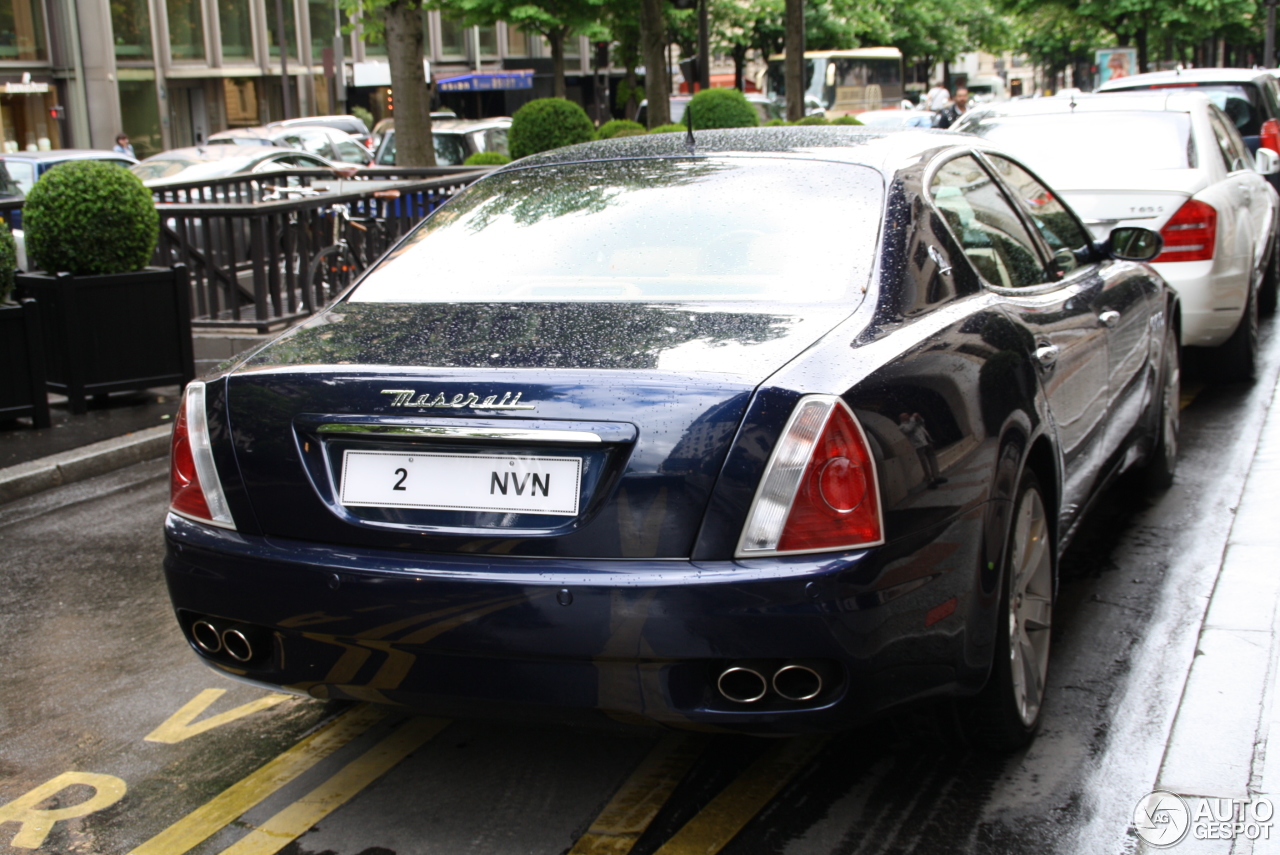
xmin=507 ymin=126 xmax=968 ymax=176
xmin=961 ymin=90 xmax=1212 ymax=117
xmin=1098 ymin=68 xmax=1273 ymax=89
xmin=2 ymin=149 xmax=136 ymax=162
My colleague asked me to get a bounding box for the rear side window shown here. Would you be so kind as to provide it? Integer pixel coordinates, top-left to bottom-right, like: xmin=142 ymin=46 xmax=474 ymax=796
xmin=1114 ymin=83 xmax=1262 ymax=136
xmin=930 ymin=155 xmax=1045 ymax=290
xmin=962 ymin=111 xmax=1196 ymax=171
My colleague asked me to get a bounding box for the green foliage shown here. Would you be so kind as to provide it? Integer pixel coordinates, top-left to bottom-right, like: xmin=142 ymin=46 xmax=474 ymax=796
xmin=464 ymin=151 xmax=513 ymax=165
xmin=0 ymin=221 xmax=14 ymax=302
xmin=509 ymin=98 xmax=597 ymax=159
xmin=649 ymin=123 xmax=688 ymax=134
xmin=794 ymin=114 xmax=830 ymax=125
xmin=831 ymin=114 xmax=864 ymax=125
xmin=351 ymin=105 xmax=375 ymax=130
xmin=764 ymin=118 xmax=790 ymax=126
xmin=597 ymin=119 xmax=646 ymax=139
xmin=686 ymin=88 xmax=760 ymax=130
xmin=25 ymin=161 xmax=158 ymax=276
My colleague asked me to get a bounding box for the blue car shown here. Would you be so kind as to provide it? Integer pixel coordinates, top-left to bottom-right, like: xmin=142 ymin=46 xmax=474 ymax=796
xmin=164 ymin=128 xmax=1178 ymax=749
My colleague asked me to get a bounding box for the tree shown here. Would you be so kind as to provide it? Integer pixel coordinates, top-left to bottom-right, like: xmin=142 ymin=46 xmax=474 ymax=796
xmin=640 ymin=0 xmax=670 ymax=127
xmin=343 ymin=0 xmax=436 ymax=165
xmin=437 ymin=0 xmax=605 ymax=98
xmin=600 ymin=0 xmax=643 ymax=118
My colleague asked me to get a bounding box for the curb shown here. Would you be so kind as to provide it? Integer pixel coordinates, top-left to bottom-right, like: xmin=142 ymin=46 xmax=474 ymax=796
xmin=0 ymin=424 xmax=172 ymax=505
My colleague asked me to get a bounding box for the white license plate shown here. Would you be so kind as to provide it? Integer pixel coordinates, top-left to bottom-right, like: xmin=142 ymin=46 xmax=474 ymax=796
xmin=339 ymin=450 xmax=582 ymax=516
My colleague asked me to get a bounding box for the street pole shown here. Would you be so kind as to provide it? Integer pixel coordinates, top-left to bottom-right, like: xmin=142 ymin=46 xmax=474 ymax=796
xmin=274 ymin=0 xmax=294 ymax=119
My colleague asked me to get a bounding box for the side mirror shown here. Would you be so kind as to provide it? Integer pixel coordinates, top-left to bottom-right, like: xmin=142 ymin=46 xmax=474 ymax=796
xmin=1256 ymin=147 xmax=1280 ymax=176
xmin=1105 ymin=226 xmax=1163 ymax=262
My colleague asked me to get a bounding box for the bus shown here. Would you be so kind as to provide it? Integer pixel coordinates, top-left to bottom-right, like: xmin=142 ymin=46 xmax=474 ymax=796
xmin=765 ymin=48 xmax=905 ymax=117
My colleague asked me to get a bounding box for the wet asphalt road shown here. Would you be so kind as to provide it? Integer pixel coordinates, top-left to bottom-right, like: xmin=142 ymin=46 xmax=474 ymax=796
xmin=2 ymin=325 xmax=1279 ymax=855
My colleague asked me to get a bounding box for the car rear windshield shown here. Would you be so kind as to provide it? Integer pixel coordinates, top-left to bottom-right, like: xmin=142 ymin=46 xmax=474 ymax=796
xmin=1111 ymin=83 xmax=1262 ymax=136
xmin=962 ymin=111 xmax=1196 ymax=171
xmin=349 ymin=157 xmax=884 ymax=304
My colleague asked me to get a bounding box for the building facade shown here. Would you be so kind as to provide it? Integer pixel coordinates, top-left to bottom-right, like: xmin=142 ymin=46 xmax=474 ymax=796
xmin=0 ymin=0 xmax=598 ymax=158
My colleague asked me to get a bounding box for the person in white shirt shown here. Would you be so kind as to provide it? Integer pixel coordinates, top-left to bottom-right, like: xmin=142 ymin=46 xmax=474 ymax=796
xmin=926 ymin=83 xmax=951 ymax=112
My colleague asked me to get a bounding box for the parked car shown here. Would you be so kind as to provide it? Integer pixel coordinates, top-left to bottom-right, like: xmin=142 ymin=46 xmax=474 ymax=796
xmin=131 ymin=146 xmax=341 ymax=186
xmin=953 ymin=91 xmax=1280 ymax=374
xmin=1097 ymin=68 xmax=1280 ymax=192
xmin=266 ymin=114 xmax=374 ymax=149
xmin=208 ymin=126 xmax=373 ymax=166
xmin=163 ymin=127 xmax=1179 ymax=750
xmin=635 ymin=93 xmax=785 ymax=126
xmin=371 ymin=112 xmax=457 ymax=150
xmin=373 ymin=117 xmax=511 ymax=166
xmin=1 ymin=149 xmax=137 ymax=196
xmin=855 ymin=109 xmax=934 ymax=129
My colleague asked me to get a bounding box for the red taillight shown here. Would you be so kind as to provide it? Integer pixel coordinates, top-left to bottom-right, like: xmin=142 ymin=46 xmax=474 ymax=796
xmin=737 ymin=396 xmax=884 ymax=557
xmin=169 ymin=382 xmax=236 ymax=528
xmin=1156 ymin=199 xmax=1217 ymax=263
xmin=1262 ymin=119 xmax=1280 ymax=153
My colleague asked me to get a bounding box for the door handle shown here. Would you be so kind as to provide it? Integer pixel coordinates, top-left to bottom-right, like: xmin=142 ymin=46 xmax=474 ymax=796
xmin=1098 ymin=310 xmax=1121 ymax=327
xmin=1034 ymin=345 xmax=1059 ymax=367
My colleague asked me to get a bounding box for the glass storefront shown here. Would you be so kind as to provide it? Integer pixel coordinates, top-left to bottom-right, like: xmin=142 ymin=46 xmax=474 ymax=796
xmin=0 ymin=0 xmax=46 ymax=61
xmin=0 ymin=90 xmax=59 ymax=153
xmin=266 ymin=0 xmax=298 ymax=59
xmin=309 ymin=0 xmax=334 ymax=62
xmin=218 ymin=0 xmax=253 ymax=59
xmin=168 ymin=0 xmax=205 ymax=60
xmin=111 ymin=0 xmax=153 ymax=59
xmin=118 ymin=76 xmax=161 ymax=157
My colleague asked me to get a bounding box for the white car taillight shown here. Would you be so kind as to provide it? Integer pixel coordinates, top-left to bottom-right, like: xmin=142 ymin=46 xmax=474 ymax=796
xmin=736 ymin=395 xmax=884 ymax=557
xmin=169 ymin=381 xmax=236 ymax=529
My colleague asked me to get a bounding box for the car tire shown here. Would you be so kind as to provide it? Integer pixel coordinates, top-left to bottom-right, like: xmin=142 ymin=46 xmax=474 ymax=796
xmin=1261 ymin=237 xmax=1279 ymax=318
xmin=961 ymin=469 xmax=1054 ymax=753
xmin=1218 ymin=282 xmax=1259 ymax=380
xmin=1143 ymin=324 xmax=1180 ymax=491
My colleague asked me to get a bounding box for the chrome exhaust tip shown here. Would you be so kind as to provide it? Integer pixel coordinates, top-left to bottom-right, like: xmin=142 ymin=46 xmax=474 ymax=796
xmin=191 ymin=620 xmax=223 ymax=654
xmin=717 ymin=663 xmax=769 ymax=704
xmin=221 ymin=627 xmax=255 ymax=662
xmin=772 ymin=662 xmax=824 ymax=702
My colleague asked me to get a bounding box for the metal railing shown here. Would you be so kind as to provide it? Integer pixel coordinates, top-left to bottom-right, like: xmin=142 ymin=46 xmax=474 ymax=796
xmin=0 ymin=166 xmax=490 ymax=333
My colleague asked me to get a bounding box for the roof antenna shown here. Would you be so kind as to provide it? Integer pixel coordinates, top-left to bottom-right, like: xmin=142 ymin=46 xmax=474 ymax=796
xmin=684 ymin=103 xmax=696 ymax=155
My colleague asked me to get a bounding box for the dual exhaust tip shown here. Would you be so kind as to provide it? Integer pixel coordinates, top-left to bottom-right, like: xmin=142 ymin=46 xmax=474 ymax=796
xmin=716 ymin=660 xmax=830 ymax=704
xmin=191 ymin=619 xmax=263 ymax=663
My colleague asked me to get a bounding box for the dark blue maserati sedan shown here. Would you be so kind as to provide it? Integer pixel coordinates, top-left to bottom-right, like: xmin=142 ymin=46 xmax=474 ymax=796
xmin=165 ymin=128 xmax=1179 ymax=750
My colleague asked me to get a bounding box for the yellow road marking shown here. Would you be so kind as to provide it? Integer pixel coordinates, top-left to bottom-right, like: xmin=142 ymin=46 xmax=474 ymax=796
xmin=145 ymin=689 xmax=292 ymax=744
xmin=569 ymin=733 xmax=706 ymax=855
xmin=652 ymin=735 xmax=829 ymax=855
xmin=0 ymin=771 xmax=128 ymax=849
xmin=127 ymin=704 xmax=386 ymax=855
xmin=1181 ymin=380 xmax=1205 ymax=410
xmin=216 ymin=716 xmax=450 ymax=855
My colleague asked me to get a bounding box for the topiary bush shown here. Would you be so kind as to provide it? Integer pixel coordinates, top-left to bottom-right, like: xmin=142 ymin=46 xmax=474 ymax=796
xmin=649 ymin=123 xmax=688 ymax=134
xmin=508 ymin=98 xmax=596 ymax=159
xmin=0 ymin=221 xmax=15 ymax=302
xmin=686 ymin=88 xmax=760 ymax=129
xmin=764 ymin=118 xmax=790 ymax=126
xmin=831 ymin=114 xmax=864 ymax=125
xmin=794 ymin=114 xmax=830 ymax=125
xmin=351 ymin=105 xmax=374 ymax=131
xmin=597 ymin=119 xmax=645 ymax=140
xmin=25 ymin=161 xmax=158 ymax=276
xmin=464 ymin=151 xmax=513 ymax=166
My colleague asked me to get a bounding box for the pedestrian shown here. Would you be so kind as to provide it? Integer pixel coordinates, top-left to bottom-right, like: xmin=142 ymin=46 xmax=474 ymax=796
xmin=933 ymin=87 xmax=969 ymax=130
xmin=113 ymin=133 xmax=135 ymax=158
xmin=925 ymin=81 xmax=951 ymax=112
xmin=899 ymin=412 xmax=947 ymax=489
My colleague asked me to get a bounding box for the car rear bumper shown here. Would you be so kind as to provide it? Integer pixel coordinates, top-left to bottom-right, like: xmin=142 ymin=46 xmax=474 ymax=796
xmin=163 ymin=511 xmax=992 ymax=733
xmin=1151 ymin=258 xmax=1247 ymax=347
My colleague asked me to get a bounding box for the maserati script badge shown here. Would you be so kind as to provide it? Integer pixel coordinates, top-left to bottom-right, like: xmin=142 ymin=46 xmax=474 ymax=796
xmin=381 ymin=389 xmax=536 ymax=410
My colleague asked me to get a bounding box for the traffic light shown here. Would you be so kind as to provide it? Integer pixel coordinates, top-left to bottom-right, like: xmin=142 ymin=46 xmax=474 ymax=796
xmin=594 ymin=40 xmax=609 ymax=69
xmin=48 ymin=105 xmax=64 ymax=120
xmin=385 ymin=87 xmax=393 ymax=112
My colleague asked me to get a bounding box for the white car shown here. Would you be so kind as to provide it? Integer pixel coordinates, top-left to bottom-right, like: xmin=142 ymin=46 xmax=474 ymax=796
xmin=953 ymin=91 xmax=1280 ymax=376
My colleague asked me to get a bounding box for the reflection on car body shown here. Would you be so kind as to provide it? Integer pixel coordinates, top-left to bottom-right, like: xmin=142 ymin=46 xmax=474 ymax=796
xmin=163 ymin=128 xmax=1179 ymax=751
xmin=373 ymin=118 xmax=511 ymax=166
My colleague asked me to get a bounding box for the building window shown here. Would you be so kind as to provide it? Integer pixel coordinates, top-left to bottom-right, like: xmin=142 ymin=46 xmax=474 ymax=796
xmin=168 ymin=0 xmax=205 ymax=60
xmin=266 ymin=0 xmax=298 ymax=59
xmin=361 ymin=22 xmax=385 ymax=57
xmin=477 ymin=23 xmax=495 ymax=57
xmin=223 ymin=77 xmax=258 ymax=125
xmin=112 ymin=0 xmax=153 ymax=59
xmin=309 ymin=0 xmax=334 ymax=63
xmin=505 ymin=26 xmax=527 ymax=57
xmin=0 ymin=0 xmax=46 ymax=60
xmin=118 ymin=77 xmax=162 ymax=157
xmin=438 ymin=12 xmax=463 ymax=58
xmin=218 ymin=0 xmax=252 ymax=59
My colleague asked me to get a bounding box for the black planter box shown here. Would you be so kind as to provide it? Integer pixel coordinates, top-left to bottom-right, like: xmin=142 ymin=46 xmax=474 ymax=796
xmin=16 ymin=265 xmax=195 ymax=414
xmin=0 ymin=298 xmax=51 ymax=427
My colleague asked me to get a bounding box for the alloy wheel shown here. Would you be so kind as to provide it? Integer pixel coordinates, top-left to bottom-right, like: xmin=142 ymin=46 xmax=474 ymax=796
xmin=1008 ymin=486 xmax=1053 ymax=727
